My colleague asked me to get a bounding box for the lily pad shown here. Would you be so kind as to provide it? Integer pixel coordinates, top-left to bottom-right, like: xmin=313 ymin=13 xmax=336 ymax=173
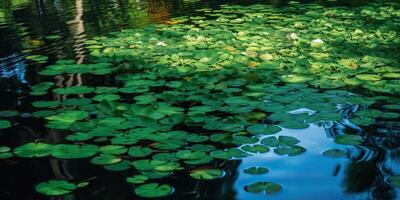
xmin=243 ymin=167 xmax=269 ymax=175
xmin=190 ymin=168 xmax=225 ymax=180
xmin=0 ymin=120 xmax=11 ymax=129
xmin=90 ymin=154 xmax=122 ymax=165
xmin=131 ymin=159 xmax=182 ymax=171
xmin=134 ymin=183 xmax=174 ymax=198
xmin=51 ymin=144 xmax=99 ymax=159
xmin=128 ymin=146 xmax=153 ymax=158
xmin=322 ymin=149 xmax=346 ymax=158
xmin=334 ymin=134 xmax=362 ymax=145
xmin=35 ymin=180 xmax=88 ymax=196
xmin=245 ymin=181 xmax=282 ymax=194
xmin=53 ymin=86 xmax=95 ymax=95
xmin=127 ymin=175 xmax=149 ymax=184
xmin=14 ymin=143 xmax=54 ymax=158
xmin=274 ymin=145 xmax=306 ymax=156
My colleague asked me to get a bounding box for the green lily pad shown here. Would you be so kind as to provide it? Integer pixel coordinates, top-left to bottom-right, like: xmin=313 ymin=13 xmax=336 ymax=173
xmin=190 ymin=168 xmax=225 ymax=180
xmin=355 ymin=74 xmax=382 ymax=81
xmin=104 ymin=160 xmax=131 ymax=171
xmin=35 ymin=180 xmax=88 ymax=196
xmin=274 ymin=145 xmax=306 ymax=156
xmin=350 ymin=117 xmax=374 ymax=126
xmin=184 ymin=155 xmax=213 ymax=165
xmin=152 ymin=153 xmax=179 ymax=162
xmin=65 ymin=132 xmax=94 ymax=142
xmin=127 ymin=175 xmax=149 ymax=184
xmin=322 ymin=149 xmax=346 ymax=158
xmin=90 ymin=154 xmax=122 ymax=165
xmin=46 ymin=110 xmax=89 ymax=121
xmin=134 ymin=183 xmax=174 ymax=198
xmin=210 ymin=149 xmax=247 ymax=159
xmin=14 ymin=143 xmax=54 ymax=158
xmin=0 ymin=152 xmax=13 ymax=159
xmin=0 ymin=120 xmax=11 ymax=129
xmin=176 ymin=150 xmax=207 ymax=160
xmin=93 ymin=94 xmax=120 ymax=102
xmin=53 ymin=86 xmax=95 ymax=95
xmin=245 ymin=181 xmax=282 ymax=194
xmin=100 ymin=145 xmax=127 ymax=155
xmin=0 ymin=110 xmax=19 ymax=117
xmin=31 ymin=82 xmax=54 ymax=94
xmin=0 ymin=146 xmax=13 ymax=158
xmin=185 ymin=134 xmax=209 ymax=143
xmin=141 ymin=171 xmax=172 ymax=179
xmin=131 ymin=159 xmax=182 ymax=171
xmin=334 ymin=134 xmax=362 ymax=145
xmin=242 ymin=144 xmax=269 ymax=153
xmin=32 ymin=101 xmax=61 ymax=108
xmin=45 ymin=110 xmax=89 ymax=129
xmin=128 ymin=146 xmax=153 ymax=157
xmin=243 ymin=167 xmax=269 ymax=175
xmin=51 ymin=144 xmax=99 ymax=159
xmin=279 ymin=136 xmax=300 ymax=146
xmin=260 ymin=137 xmax=279 ymax=147
xmin=246 ymin=124 xmax=267 ymax=134
xmin=384 ymin=104 xmax=400 ymax=111
xmin=26 ymin=55 xmax=48 ymax=63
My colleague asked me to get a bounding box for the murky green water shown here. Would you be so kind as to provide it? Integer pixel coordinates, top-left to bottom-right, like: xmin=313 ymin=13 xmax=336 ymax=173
xmin=1 ymin=0 xmax=400 ymax=200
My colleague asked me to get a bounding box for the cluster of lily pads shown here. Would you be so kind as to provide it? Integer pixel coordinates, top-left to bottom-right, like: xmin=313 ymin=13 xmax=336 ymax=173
xmin=86 ymin=2 xmax=400 ymax=93
xmin=1 ymin=1 xmax=400 ymax=198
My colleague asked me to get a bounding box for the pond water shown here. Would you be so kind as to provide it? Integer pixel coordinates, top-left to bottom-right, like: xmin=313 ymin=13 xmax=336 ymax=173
xmin=1 ymin=0 xmax=400 ymax=200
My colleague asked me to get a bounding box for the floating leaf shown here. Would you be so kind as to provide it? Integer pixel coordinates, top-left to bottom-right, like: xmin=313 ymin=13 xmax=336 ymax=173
xmin=35 ymin=180 xmax=87 ymax=196
xmin=127 ymin=175 xmax=148 ymax=184
xmin=14 ymin=143 xmax=53 ymax=158
xmin=128 ymin=146 xmax=153 ymax=158
xmin=274 ymin=145 xmax=306 ymax=156
xmin=131 ymin=159 xmax=182 ymax=171
xmin=350 ymin=117 xmax=374 ymax=126
xmin=190 ymin=169 xmax=224 ymax=180
xmin=51 ymin=144 xmax=99 ymax=159
xmin=32 ymin=101 xmax=60 ymax=108
xmin=260 ymin=137 xmax=279 ymax=147
xmin=355 ymin=74 xmax=382 ymax=81
xmin=245 ymin=181 xmax=282 ymax=194
xmin=104 ymin=160 xmax=131 ymax=171
xmin=242 ymin=144 xmax=269 ymax=153
xmin=278 ymin=136 xmax=300 ymax=146
xmin=322 ymin=149 xmax=346 ymax=158
xmin=0 ymin=120 xmax=11 ymax=129
xmin=134 ymin=183 xmax=174 ymax=198
xmin=0 ymin=110 xmax=19 ymax=117
xmin=90 ymin=154 xmax=122 ymax=165
xmin=53 ymin=86 xmax=95 ymax=95
xmin=176 ymin=150 xmax=207 ymax=160
xmin=26 ymin=55 xmax=48 ymax=63
xmin=243 ymin=167 xmax=269 ymax=175
xmin=100 ymin=145 xmax=127 ymax=155
xmin=334 ymin=134 xmax=362 ymax=145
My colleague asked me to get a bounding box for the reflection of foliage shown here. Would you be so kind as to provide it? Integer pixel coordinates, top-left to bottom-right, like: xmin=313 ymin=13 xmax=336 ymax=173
xmin=344 ymin=161 xmax=378 ymax=193
xmin=324 ymin=104 xmax=400 ymax=200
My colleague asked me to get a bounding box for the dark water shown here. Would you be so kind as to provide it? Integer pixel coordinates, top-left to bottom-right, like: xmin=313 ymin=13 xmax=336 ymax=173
xmin=1 ymin=0 xmax=400 ymax=200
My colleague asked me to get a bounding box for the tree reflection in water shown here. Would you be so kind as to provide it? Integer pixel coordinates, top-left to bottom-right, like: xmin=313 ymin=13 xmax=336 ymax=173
xmin=323 ymin=104 xmax=400 ymax=200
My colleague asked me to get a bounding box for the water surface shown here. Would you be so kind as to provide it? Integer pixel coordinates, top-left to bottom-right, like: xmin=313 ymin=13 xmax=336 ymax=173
xmin=0 ymin=0 xmax=399 ymax=200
